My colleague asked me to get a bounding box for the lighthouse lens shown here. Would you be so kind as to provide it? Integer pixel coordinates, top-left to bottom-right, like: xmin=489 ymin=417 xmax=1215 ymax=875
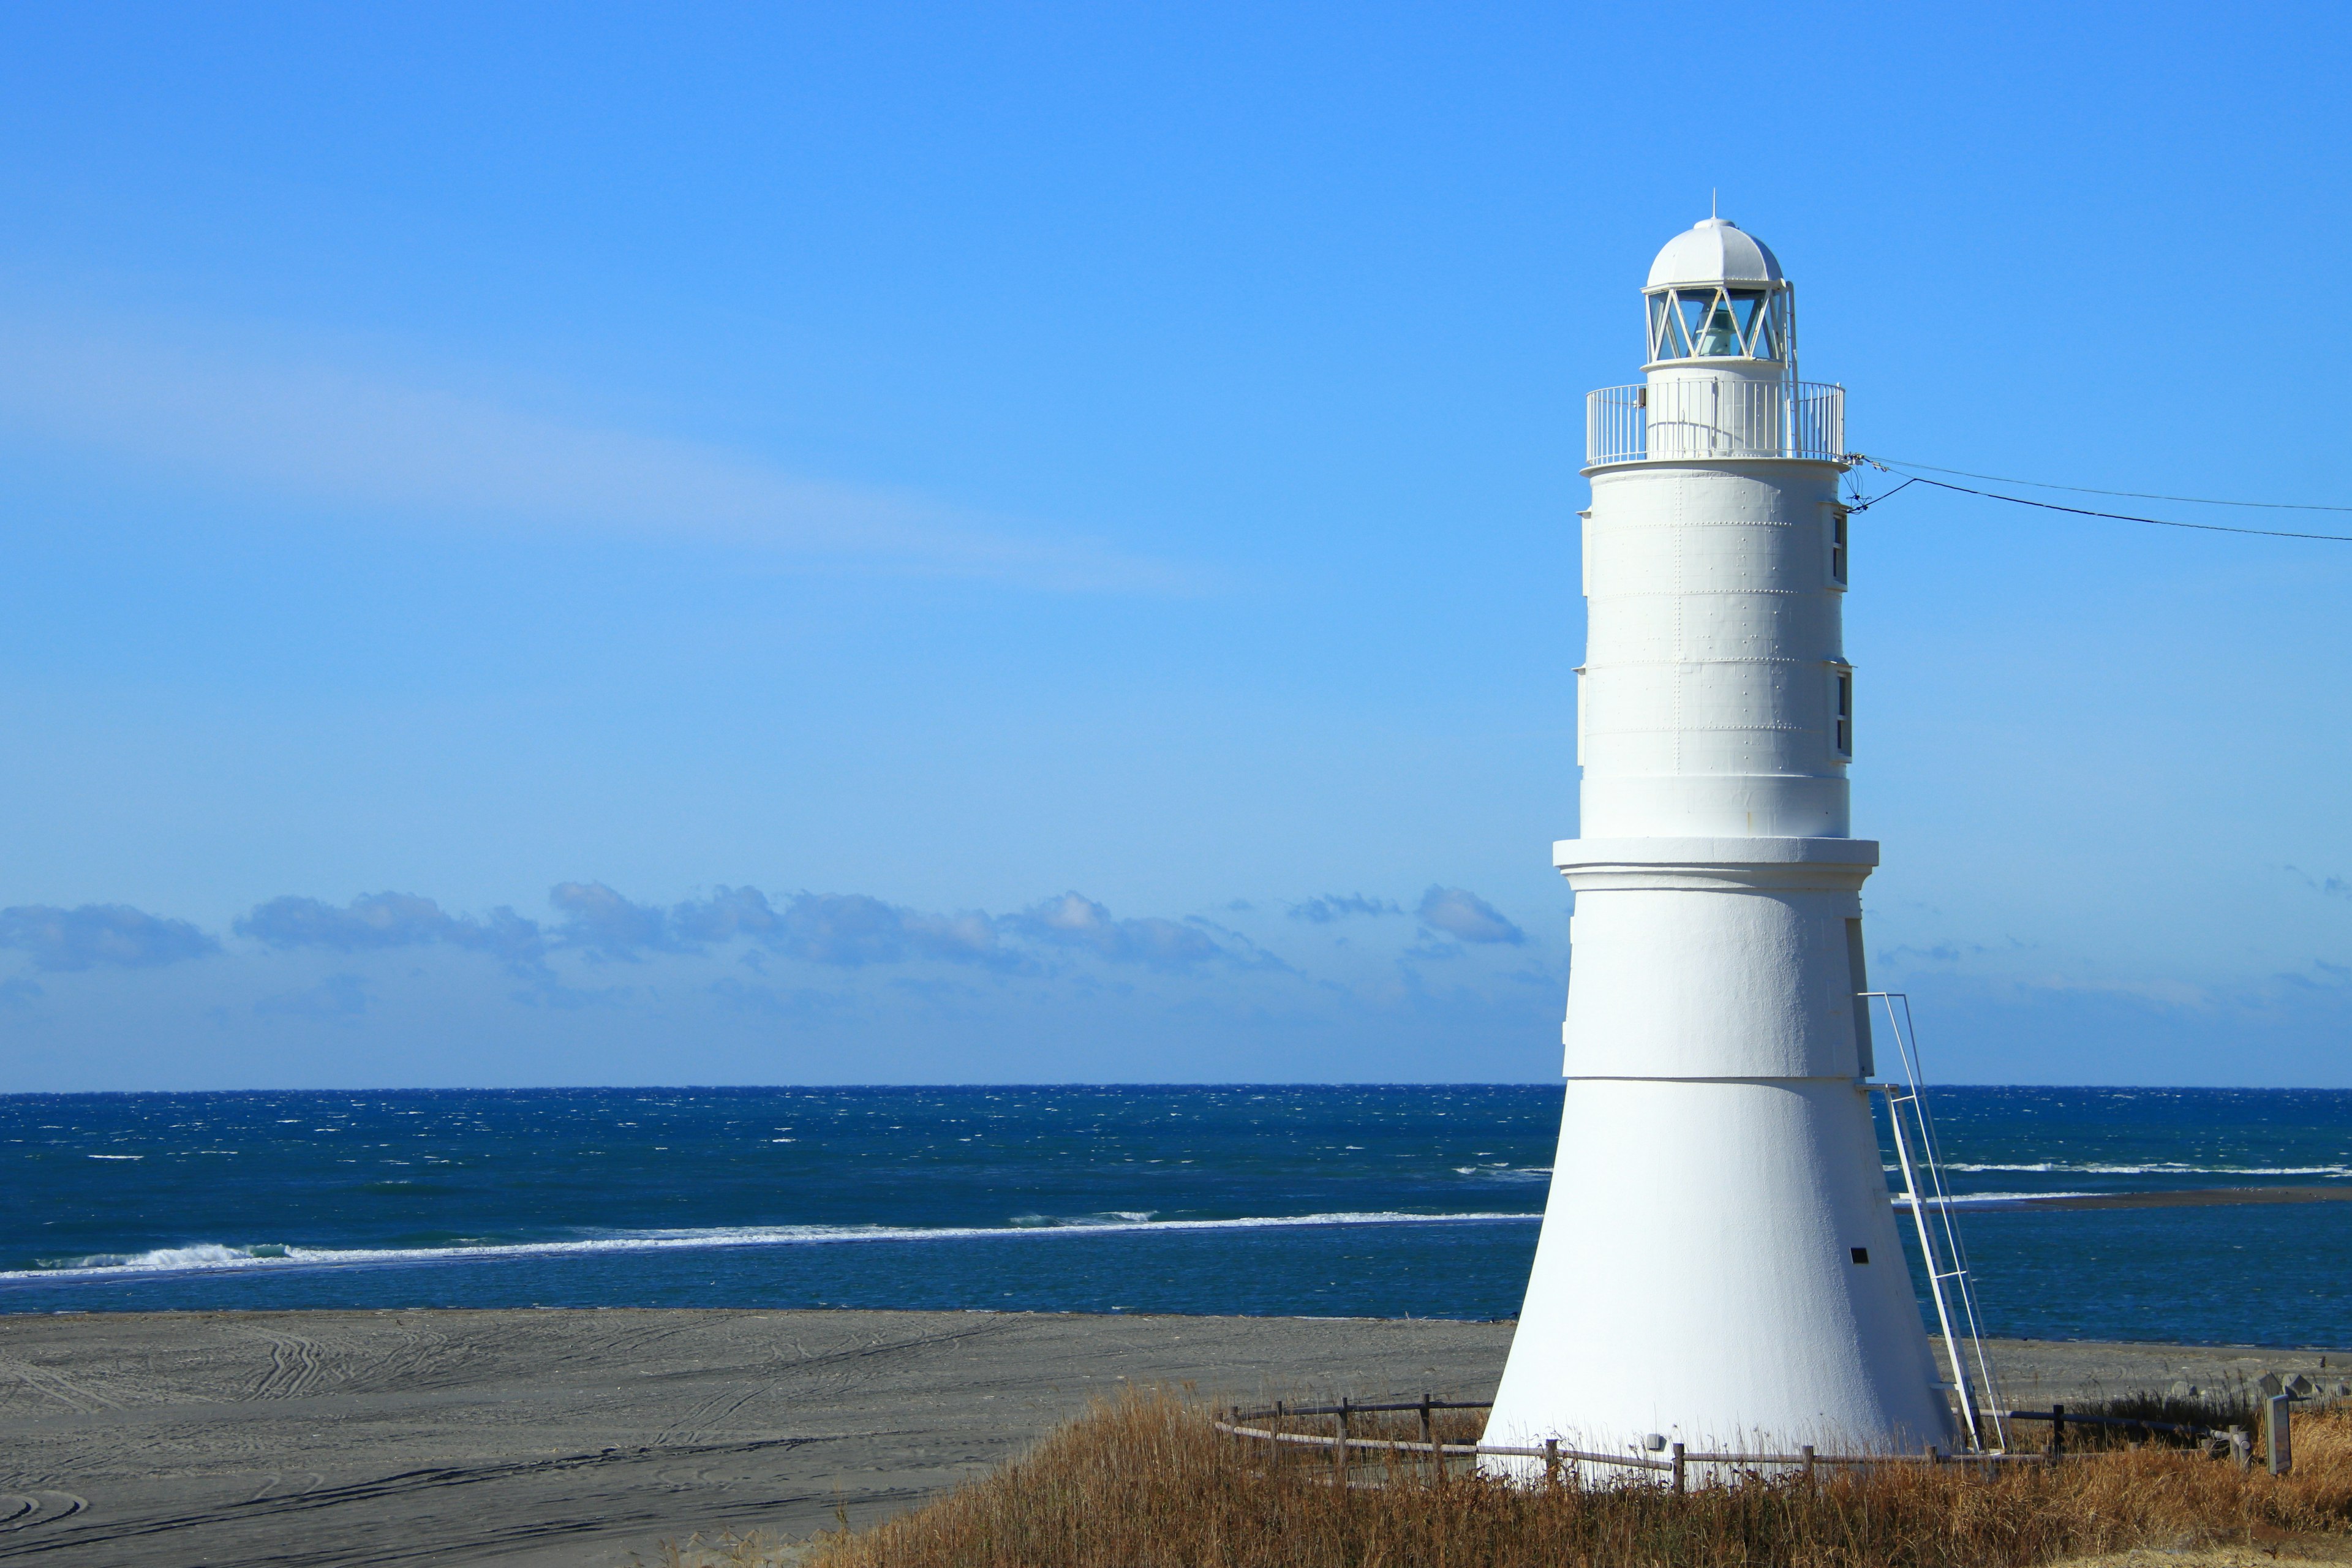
xmin=1656 ymin=285 xmax=1783 ymax=360
xmin=1675 ymin=291 xmax=1721 ymax=354
xmin=1670 ymin=288 xmax=1770 ymax=358
xmin=1695 ymin=304 xmax=1739 ymax=355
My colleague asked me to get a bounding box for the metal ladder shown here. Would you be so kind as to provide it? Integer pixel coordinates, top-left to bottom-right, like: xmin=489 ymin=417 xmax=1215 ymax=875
xmin=1860 ymin=991 xmax=2008 ymax=1453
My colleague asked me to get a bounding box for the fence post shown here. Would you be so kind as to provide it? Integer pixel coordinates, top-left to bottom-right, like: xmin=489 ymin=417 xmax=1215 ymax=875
xmin=1420 ymin=1395 xmax=1434 ymax=1483
xmin=2267 ymin=1395 xmax=2292 ymax=1476
xmin=1926 ymin=1443 xmax=1941 ymax=1466
xmin=1335 ymin=1399 xmax=1351 ymax=1487
xmin=1801 ymin=1444 xmax=1815 ymax=1492
xmin=2050 ymin=1403 xmax=2064 ymax=1460
xmin=1672 ymin=1442 xmax=1686 ymax=1494
xmin=1544 ymin=1437 xmax=1560 ymax=1490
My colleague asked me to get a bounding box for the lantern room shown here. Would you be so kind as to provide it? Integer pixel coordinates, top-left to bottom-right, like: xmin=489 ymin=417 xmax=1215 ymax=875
xmin=1643 ymin=216 xmax=1794 ymax=369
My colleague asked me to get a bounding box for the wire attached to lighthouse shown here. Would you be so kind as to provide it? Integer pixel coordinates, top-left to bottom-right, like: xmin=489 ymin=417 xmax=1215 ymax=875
xmin=1844 ymin=456 xmax=2352 ymax=543
xmin=1860 ymin=458 xmax=2352 ymax=513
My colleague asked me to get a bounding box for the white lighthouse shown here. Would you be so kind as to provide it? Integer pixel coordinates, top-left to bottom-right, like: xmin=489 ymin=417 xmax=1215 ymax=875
xmin=1482 ymin=217 xmax=1955 ymax=1466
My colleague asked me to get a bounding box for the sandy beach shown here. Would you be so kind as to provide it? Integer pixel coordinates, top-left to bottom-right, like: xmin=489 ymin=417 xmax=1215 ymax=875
xmin=1 ymin=1308 xmax=2343 ymax=1567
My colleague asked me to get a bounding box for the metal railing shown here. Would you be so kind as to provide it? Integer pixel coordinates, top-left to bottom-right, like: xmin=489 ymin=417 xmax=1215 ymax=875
xmin=1587 ymin=379 xmax=1844 ymax=465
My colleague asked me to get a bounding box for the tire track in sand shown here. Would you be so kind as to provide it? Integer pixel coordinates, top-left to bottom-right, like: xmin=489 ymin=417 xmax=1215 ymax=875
xmin=0 ymin=1493 xmax=88 ymax=1539
xmin=0 ymin=1440 xmax=816 ymax=1562
xmin=0 ymin=1360 xmax=121 ymax=1416
xmin=236 ymin=1329 xmax=340 ymax=1401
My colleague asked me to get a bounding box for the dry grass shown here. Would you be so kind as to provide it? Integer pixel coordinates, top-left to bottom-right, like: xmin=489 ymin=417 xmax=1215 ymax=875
xmin=777 ymin=1390 xmax=2352 ymax=1568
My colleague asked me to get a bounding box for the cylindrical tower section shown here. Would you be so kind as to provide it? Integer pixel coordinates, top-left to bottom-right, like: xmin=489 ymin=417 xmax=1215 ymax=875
xmin=1580 ymin=460 xmax=1850 ymax=838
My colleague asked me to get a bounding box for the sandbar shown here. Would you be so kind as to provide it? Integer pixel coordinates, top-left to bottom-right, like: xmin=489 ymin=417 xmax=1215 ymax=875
xmin=2000 ymin=1186 xmax=2352 ymax=1210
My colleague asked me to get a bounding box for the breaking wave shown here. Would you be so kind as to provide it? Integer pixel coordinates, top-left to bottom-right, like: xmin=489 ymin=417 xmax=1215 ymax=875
xmin=1894 ymin=1191 xmax=2101 ymax=1207
xmin=10 ymin=1210 xmax=1542 ymax=1284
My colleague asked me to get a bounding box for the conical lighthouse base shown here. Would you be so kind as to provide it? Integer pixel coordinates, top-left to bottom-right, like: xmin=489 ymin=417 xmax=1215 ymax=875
xmin=1482 ymin=1075 xmax=1954 ymax=1474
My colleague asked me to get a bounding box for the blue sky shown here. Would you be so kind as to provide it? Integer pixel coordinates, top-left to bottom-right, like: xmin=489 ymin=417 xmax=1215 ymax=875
xmin=4 ymin=1 xmax=2350 ymax=1090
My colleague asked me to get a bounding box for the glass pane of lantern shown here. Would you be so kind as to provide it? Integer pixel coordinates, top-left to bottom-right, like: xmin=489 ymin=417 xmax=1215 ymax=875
xmin=1691 ymin=296 xmax=1741 ymax=356
xmin=1675 ymin=290 xmax=1714 ymax=349
xmin=1653 ymin=295 xmax=1689 ymax=358
xmin=1726 ymin=290 xmax=1766 ymax=340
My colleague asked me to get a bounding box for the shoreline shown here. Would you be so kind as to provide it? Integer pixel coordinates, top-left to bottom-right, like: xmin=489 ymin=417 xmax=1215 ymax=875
xmin=10 ymin=1301 xmax=2352 ymax=1353
xmin=2 ymin=1308 xmax=2345 ymax=1567
xmin=5 ymin=1183 xmax=2343 ymax=1292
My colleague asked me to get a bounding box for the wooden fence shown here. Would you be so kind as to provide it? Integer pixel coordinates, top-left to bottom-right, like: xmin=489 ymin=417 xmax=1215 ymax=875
xmin=1215 ymin=1395 xmax=2293 ymax=1488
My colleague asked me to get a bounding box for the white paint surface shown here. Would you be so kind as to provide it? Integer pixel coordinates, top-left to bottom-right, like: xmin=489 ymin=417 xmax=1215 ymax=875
xmin=1484 ymin=220 xmax=1954 ymax=1473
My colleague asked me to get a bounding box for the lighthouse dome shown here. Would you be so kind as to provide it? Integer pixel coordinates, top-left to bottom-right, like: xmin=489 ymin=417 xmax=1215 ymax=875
xmin=1646 ymin=217 xmax=1783 ymax=290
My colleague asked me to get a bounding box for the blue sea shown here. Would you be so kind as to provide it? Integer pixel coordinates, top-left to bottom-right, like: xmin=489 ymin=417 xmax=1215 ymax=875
xmin=5 ymin=1087 xmax=2348 ymax=1347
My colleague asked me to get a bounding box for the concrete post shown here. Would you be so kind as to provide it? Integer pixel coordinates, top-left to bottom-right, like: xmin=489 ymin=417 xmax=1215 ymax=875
xmin=2267 ymin=1395 xmax=2292 ymax=1476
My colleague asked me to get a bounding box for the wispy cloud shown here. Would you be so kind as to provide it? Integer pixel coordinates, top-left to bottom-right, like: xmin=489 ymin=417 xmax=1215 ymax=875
xmin=669 ymin=885 xmax=1011 ymax=970
xmin=238 ymin=892 xmax=547 ymax=975
xmin=2 ymin=878 xmax=1581 ymax=1085
xmin=228 ymin=883 xmax=1280 ymax=974
xmin=1004 ymin=892 xmax=1230 ymax=969
xmin=0 ymin=904 xmax=219 ymax=971
xmin=1415 ymin=886 xmax=1525 ymax=946
xmin=550 ymin=881 xmax=688 ymax=963
xmin=2286 ymin=865 xmax=2352 ymax=900
xmin=2 ymin=878 xmax=1540 ymax=1020
xmin=1288 ymin=894 xmax=1404 ymax=923
xmin=766 ymin=892 xmax=1009 ymax=969
xmin=0 ymin=307 xmax=1194 ymax=592
xmin=1875 ymin=935 xmax=2038 ymax=969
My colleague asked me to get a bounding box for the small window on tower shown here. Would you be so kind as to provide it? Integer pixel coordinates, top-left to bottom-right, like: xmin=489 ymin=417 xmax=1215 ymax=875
xmin=1575 ymin=666 xmax=1588 ymax=767
xmin=1828 ymin=507 xmax=1849 ymax=586
xmin=1833 ymin=668 xmax=1854 ymax=758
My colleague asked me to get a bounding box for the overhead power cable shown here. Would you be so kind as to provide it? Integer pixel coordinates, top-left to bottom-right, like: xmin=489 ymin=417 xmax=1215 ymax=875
xmin=1856 ymin=456 xmax=2352 ymax=514
xmin=1844 ymin=456 xmax=2352 ymax=543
